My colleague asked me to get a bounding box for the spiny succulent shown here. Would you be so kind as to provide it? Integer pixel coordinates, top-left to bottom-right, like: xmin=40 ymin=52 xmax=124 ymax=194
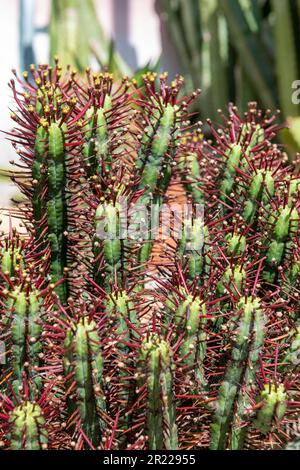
xmin=1 ymin=64 xmax=300 ymax=451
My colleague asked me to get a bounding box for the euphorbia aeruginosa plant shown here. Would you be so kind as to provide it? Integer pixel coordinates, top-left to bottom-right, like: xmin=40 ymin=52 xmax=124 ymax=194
xmin=0 ymin=61 xmax=300 ymax=450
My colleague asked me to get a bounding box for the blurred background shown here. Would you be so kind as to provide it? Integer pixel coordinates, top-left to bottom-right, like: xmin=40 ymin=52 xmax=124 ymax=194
xmin=2 ymin=0 xmax=300 ymax=169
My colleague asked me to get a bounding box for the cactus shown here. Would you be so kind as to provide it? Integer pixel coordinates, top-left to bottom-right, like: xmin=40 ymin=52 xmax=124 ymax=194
xmin=264 ymin=205 xmax=299 ymax=283
xmin=210 ymin=296 xmax=265 ymax=450
xmin=8 ymin=401 xmax=48 ymax=450
xmin=135 ymin=73 xmax=181 ymax=200
xmin=9 ymin=63 xmax=86 ymax=305
xmin=80 ymin=72 xmax=131 ymax=185
xmin=177 ymin=217 xmax=209 ymax=282
xmin=0 ymin=230 xmax=25 ymax=279
xmin=178 ymin=147 xmax=204 ymax=204
xmin=64 ymin=316 xmax=106 ymax=446
xmin=0 ymin=269 xmax=44 ymax=399
xmin=284 ymin=326 xmax=300 ymax=368
xmin=253 ymin=383 xmax=287 ymax=435
xmin=105 ymin=289 xmax=139 ymax=347
xmin=1 ymin=65 xmax=300 ymax=451
xmin=93 ymin=200 xmax=123 ymax=288
xmin=131 ymin=73 xmax=200 ymax=275
xmin=137 ymin=334 xmax=178 ymax=450
xmin=10 ymin=288 xmax=43 ymax=395
xmin=46 ymin=122 xmax=69 ymax=302
xmin=174 ymin=293 xmax=207 ymax=390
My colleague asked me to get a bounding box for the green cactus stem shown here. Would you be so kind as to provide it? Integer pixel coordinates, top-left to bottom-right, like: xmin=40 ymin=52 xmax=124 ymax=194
xmin=219 ymin=124 xmax=266 ymax=212
xmin=243 ymin=169 xmax=274 ymax=225
xmin=264 ymin=205 xmax=299 ymax=283
xmin=241 ymin=123 xmax=265 ymax=153
xmin=283 ymin=326 xmax=300 ymax=368
xmin=225 ymin=232 xmax=246 ymax=257
xmin=174 ymin=294 xmax=207 ymax=390
xmin=132 ymin=74 xmax=198 ymax=274
xmin=1 ymin=231 xmax=24 ymax=279
xmin=177 ymin=219 xmax=210 ymax=282
xmin=214 ymin=264 xmax=246 ymax=331
xmin=216 ymin=264 xmax=245 ymax=297
xmin=32 ymin=123 xmax=48 ymax=244
xmin=137 ymin=100 xmax=177 ymax=200
xmin=178 ymin=150 xmax=204 ymax=204
xmin=94 ymin=200 xmax=124 ymax=289
xmin=287 ymin=178 xmax=300 ymax=207
xmin=105 ymin=290 xmax=139 ymax=437
xmin=138 ymin=334 xmax=178 ymax=450
xmin=47 ymin=122 xmax=69 ymax=303
xmin=2 ymin=287 xmax=43 ymax=397
xmin=82 ymin=82 xmax=113 ymax=182
xmin=210 ymin=296 xmax=265 ymax=450
xmin=220 ymin=143 xmax=242 ymax=204
xmin=64 ymin=317 xmax=106 ymax=445
xmin=9 ymin=401 xmax=48 ymax=450
xmin=133 ymin=93 xmax=178 ymax=274
xmin=105 ymin=289 xmax=139 ymax=346
xmin=253 ymin=383 xmax=287 ymax=434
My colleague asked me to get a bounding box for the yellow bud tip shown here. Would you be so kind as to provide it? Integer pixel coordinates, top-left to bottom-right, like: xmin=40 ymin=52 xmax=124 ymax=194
xmin=62 ymin=105 xmax=70 ymax=115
